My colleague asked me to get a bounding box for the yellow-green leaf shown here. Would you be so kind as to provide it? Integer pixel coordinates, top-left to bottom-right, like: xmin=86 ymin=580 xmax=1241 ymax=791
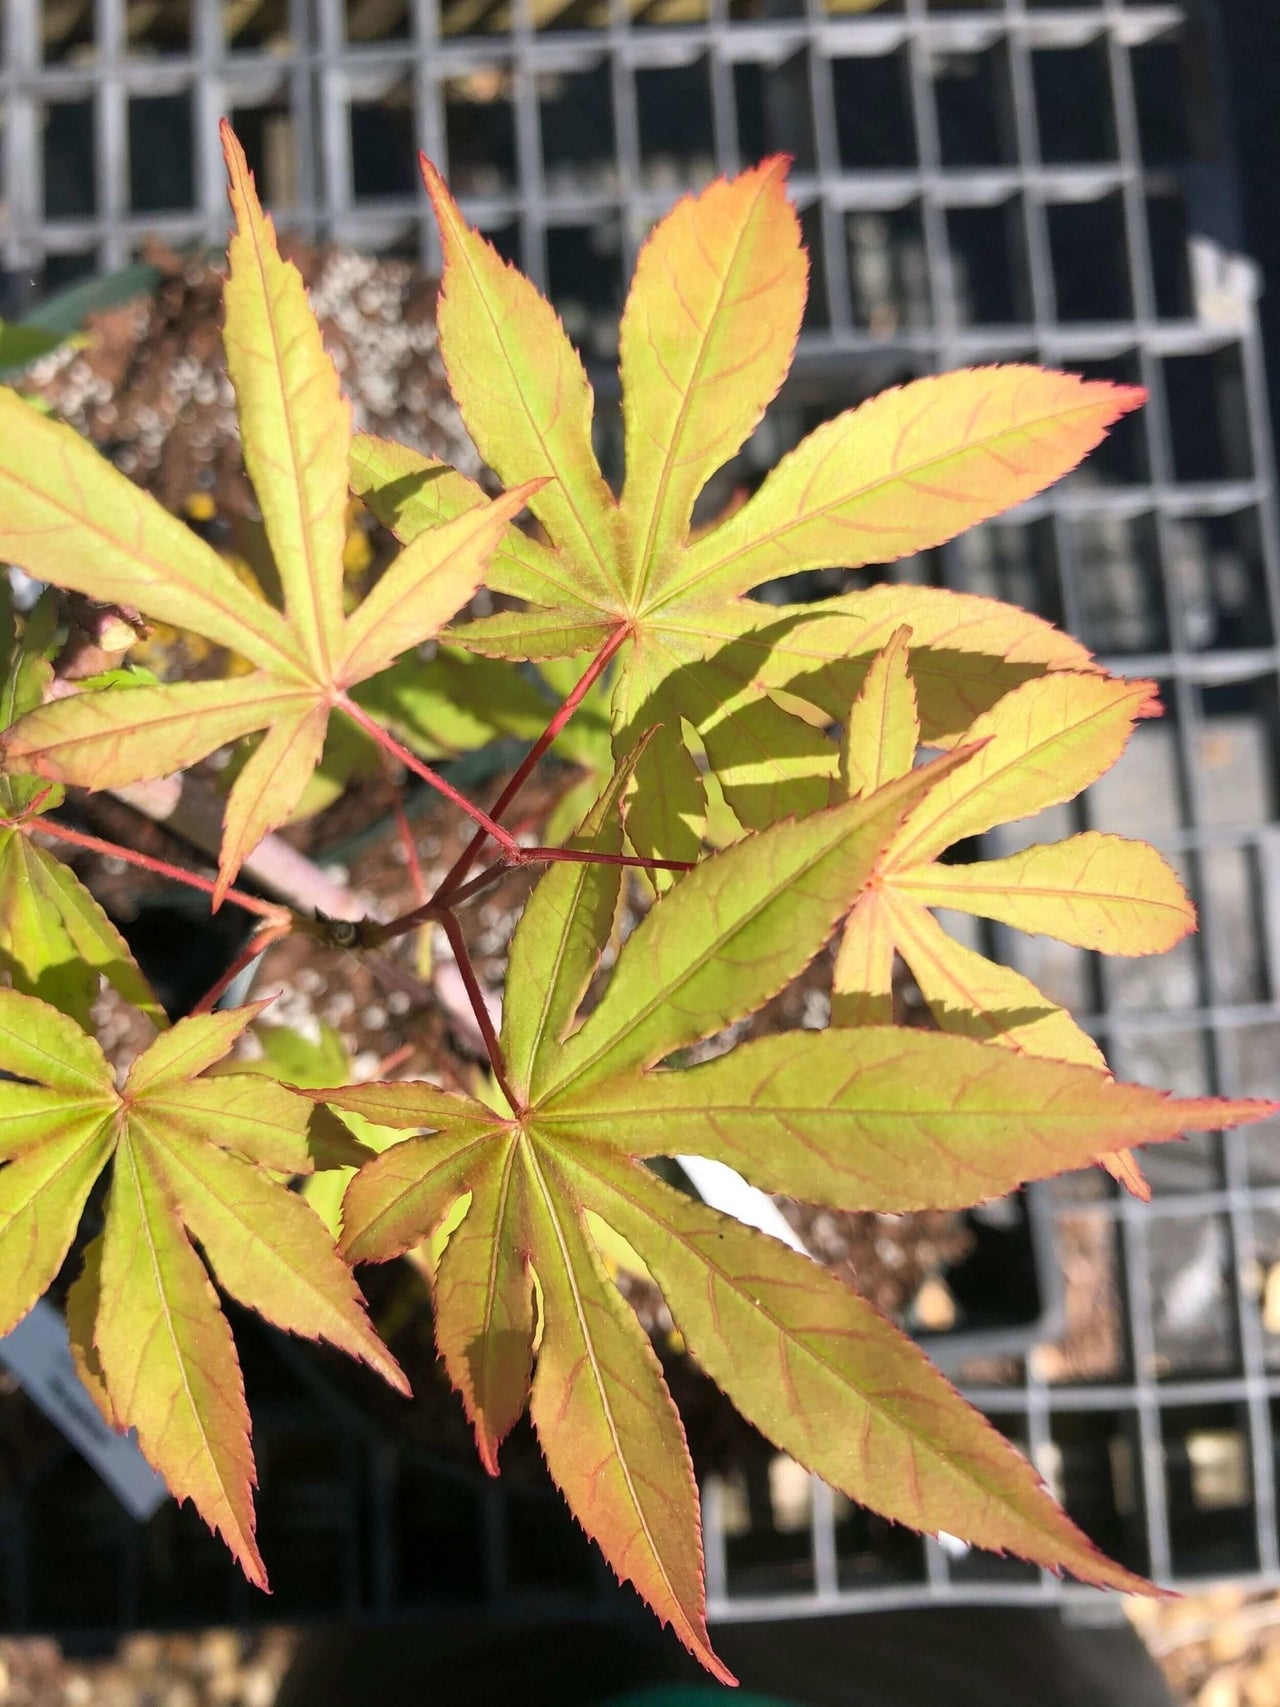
xmin=618 ymin=157 xmax=805 ymax=604
xmin=573 ymin=1151 xmax=1147 ymax=1592
xmin=503 ymin=750 xmax=643 ymax=1099
xmin=543 ymin=750 xmax=975 ymax=1101
xmin=337 ymin=481 xmax=544 ymax=684
xmin=98 ymin=1134 xmax=265 ymax=1587
xmin=6 ymin=677 xmax=314 ymax=793
xmin=349 ymin=435 xmax=583 ymax=611
xmin=0 ymin=391 xmax=299 ymax=672
xmin=525 ymin=1144 xmax=729 ymax=1684
xmin=897 ymin=832 xmax=1194 ymax=955
xmin=0 ymin=1117 xmax=114 ymax=1335
xmin=222 ymin=119 xmax=349 ymax=678
xmin=424 ymin=159 xmax=620 ymax=605
xmin=841 ymin=624 xmax=918 ymax=796
xmin=135 ymin=1112 xmax=408 ymax=1394
xmin=432 ymin=1141 xmax=533 ymax=1471
xmin=543 ymin=1028 xmax=1272 ymax=1210
xmin=885 ymin=890 xmax=1105 ymax=1068
xmin=664 ymin=367 xmax=1147 ymax=608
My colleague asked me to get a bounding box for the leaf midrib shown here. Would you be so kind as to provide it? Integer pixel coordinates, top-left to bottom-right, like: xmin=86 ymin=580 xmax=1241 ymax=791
xmin=523 ymin=1141 xmax=684 ymax=1610
xmin=114 ymin=1133 xmax=248 ymax=1544
xmin=623 ymin=169 xmax=775 ymax=608
xmin=444 ymin=203 xmax=618 ymax=602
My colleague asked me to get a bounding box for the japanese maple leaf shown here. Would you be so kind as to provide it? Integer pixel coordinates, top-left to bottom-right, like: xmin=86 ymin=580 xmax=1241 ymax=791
xmin=0 ymin=121 xmax=539 ymax=902
xmin=349 ymin=154 xmax=1143 ymax=866
xmin=0 ymin=991 xmax=407 ymax=1586
xmin=830 ymin=627 xmax=1196 ymax=1195
xmin=0 ymin=589 xmax=163 ymax=1028
xmin=310 ymin=764 xmax=1273 ymax=1679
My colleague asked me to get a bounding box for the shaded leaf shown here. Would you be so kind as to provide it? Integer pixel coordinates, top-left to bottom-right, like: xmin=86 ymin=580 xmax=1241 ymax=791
xmin=502 ymin=745 xmax=645 ymax=1097
xmin=543 ymin=749 xmax=975 ymax=1100
xmin=433 ymin=1140 xmax=533 ymax=1470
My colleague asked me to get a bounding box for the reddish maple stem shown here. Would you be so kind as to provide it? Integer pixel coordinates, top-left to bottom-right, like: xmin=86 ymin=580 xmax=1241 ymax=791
xmin=29 ymin=817 xmax=289 ymax=923
xmin=446 ymin=861 xmax=508 ymax=910
xmin=439 ymin=909 xmax=520 ymax=1113
xmin=337 ymin=694 xmax=520 ymax=855
xmin=389 ymin=781 xmax=429 ymax=907
xmin=373 ymin=1041 xmax=415 ymax=1078
xmin=525 ymin=847 xmax=693 ymax=874
xmin=434 ymin=623 xmax=629 ymax=905
xmin=189 ymin=923 xmax=292 ymax=1016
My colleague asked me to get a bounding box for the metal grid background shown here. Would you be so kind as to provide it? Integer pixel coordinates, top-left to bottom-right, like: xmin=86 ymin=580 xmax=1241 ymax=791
xmin=3 ymin=0 xmax=1280 ymax=1631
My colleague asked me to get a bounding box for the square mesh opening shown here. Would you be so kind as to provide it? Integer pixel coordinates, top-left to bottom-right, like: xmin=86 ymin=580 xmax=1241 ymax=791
xmin=345 ymin=0 xmax=413 ymax=41
xmin=1147 ymin=1211 xmax=1239 ymax=1376
xmin=539 ymin=64 xmax=616 ymax=195
xmin=636 ymin=58 xmax=715 ymax=188
xmin=445 ymin=71 xmax=518 ymax=197
xmin=846 ymin=203 xmax=931 ymax=334
xmin=1031 ymin=43 xmax=1118 ymax=164
xmin=546 ymin=220 xmax=624 ymax=360
xmin=734 ymin=51 xmax=817 ymax=171
xmin=929 ymin=40 xmax=1017 ymax=169
xmin=41 ymin=0 xmax=96 ymax=64
xmin=42 ymin=100 xmax=96 ymax=220
xmin=228 ymin=103 xmax=298 ymax=210
xmin=1164 ymin=348 xmax=1255 ymax=485
xmin=830 ymin=50 xmax=916 ymax=170
xmin=222 ymin=0 xmax=292 ymax=49
xmin=351 ymin=90 xmax=419 ymax=202
xmin=945 ymin=199 xmax=1031 ymax=326
xmin=1046 ymin=194 xmax=1134 ymax=324
xmin=1046 ymin=1411 xmax=1149 ymax=1576
xmin=1071 ymin=511 xmax=1169 ymax=656
xmin=1131 ymin=36 xmax=1196 ymax=167
xmin=1166 ymin=1405 xmax=1258 ymax=1577
xmin=128 ymin=95 xmax=196 ymax=215
xmin=1146 ymin=189 xmax=1196 ymax=320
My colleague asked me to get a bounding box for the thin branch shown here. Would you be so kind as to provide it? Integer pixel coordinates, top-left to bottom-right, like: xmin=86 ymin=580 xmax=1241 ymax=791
xmin=337 ymin=694 xmax=519 ymax=855
xmin=189 ymin=923 xmax=292 ymax=1016
xmin=389 ymin=780 xmax=429 ymax=907
xmin=435 ymin=623 xmax=628 ymax=904
xmin=362 ymin=859 xmax=508 ymax=949
xmin=439 ymin=909 xmax=520 ymax=1114
xmin=522 ymin=847 xmax=693 ymax=874
xmin=28 ymin=817 xmax=292 ymax=924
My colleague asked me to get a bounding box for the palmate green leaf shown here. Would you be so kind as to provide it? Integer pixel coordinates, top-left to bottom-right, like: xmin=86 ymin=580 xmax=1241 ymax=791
xmin=312 ymin=749 xmax=1280 ymax=1679
xmin=0 ymin=123 xmax=541 ymax=903
xmin=353 ymin=157 xmax=1142 ymax=858
xmin=0 ymin=594 xmax=165 ymax=1028
xmin=0 ymin=990 xmax=407 ymax=1588
xmin=830 ymin=636 xmax=1196 ymax=1195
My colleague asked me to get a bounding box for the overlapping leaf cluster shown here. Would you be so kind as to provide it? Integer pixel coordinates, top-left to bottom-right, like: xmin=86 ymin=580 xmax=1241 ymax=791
xmin=0 ymin=126 xmax=1273 ymax=1682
